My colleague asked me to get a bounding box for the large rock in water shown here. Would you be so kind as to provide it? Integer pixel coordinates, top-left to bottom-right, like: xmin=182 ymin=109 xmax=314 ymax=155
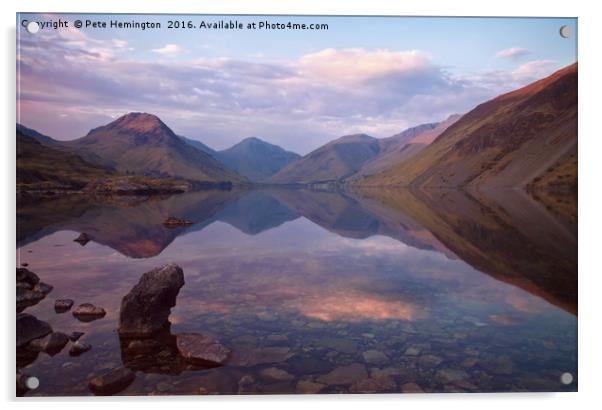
xmin=118 ymin=264 xmax=184 ymax=337
xmin=16 ymin=313 xmax=52 ymax=347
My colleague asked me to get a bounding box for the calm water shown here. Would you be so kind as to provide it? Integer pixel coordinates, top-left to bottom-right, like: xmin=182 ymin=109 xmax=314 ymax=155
xmin=16 ymin=188 xmax=577 ymax=395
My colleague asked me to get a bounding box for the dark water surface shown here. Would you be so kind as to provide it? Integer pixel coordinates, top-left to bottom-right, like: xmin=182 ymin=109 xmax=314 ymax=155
xmin=16 ymin=188 xmax=577 ymax=395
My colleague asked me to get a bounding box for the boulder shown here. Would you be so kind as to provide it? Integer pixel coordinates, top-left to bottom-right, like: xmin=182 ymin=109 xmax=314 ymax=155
xmin=17 ymin=268 xmax=39 ymax=287
xmin=55 ymin=299 xmax=74 ymax=313
xmin=68 ymin=331 xmax=85 ymax=341
xmin=176 ymin=333 xmax=231 ymax=366
xmin=88 ymin=367 xmax=135 ymax=395
xmin=118 ymin=264 xmax=184 ymax=337
xmin=16 ymin=287 xmax=45 ymax=311
xmin=73 ymin=303 xmax=106 ymax=322
xmin=33 ymin=282 xmax=53 ymax=295
xmin=73 ymin=233 xmax=91 ymax=246
xmin=16 ymin=313 xmax=52 ymax=347
xmin=29 ymin=332 xmax=69 ymax=355
xmin=69 ymin=341 xmax=92 ymax=356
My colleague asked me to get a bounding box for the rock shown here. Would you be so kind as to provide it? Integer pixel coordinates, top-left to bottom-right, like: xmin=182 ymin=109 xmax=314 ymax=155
xmin=55 ymin=299 xmax=74 ymax=313
xmin=460 ymin=357 xmax=478 ymax=368
xmin=404 ymin=345 xmax=422 ymax=356
xmin=73 ymin=232 xmax=91 ymax=246
xmin=16 ymin=313 xmax=52 ymax=347
xmin=118 ymin=264 xmax=184 ymax=337
xmin=16 ymin=268 xmax=39 ymax=286
xmin=401 ymin=382 xmax=424 ymax=393
xmin=21 ymin=263 xmax=29 ymax=267
xmin=237 ymin=374 xmax=257 ymax=394
xmin=73 ymin=303 xmax=106 ymax=322
xmin=370 ymin=367 xmax=402 ymax=379
xmin=362 ymin=349 xmax=389 ymax=365
xmin=266 ymin=334 xmax=288 ymax=342
xmin=317 ymin=337 xmax=358 ymax=354
xmin=163 ymin=216 xmax=194 ymax=227
xmin=418 ymin=354 xmax=443 ymax=368
xmin=435 ymin=368 xmax=469 ymax=384
xmin=231 ymin=346 xmax=294 ymax=367
xmin=349 ymin=376 xmax=396 ymax=393
xmin=68 ymin=331 xmax=85 ymax=341
xmin=16 ymin=287 xmax=45 ymax=310
xmin=33 ymin=282 xmax=53 ymax=295
xmin=29 ymin=332 xmax=69 ymax=355
xmin=260 ymin=367 xmax=294 ymax=381
xmin=296 ymin=380 xmax=326 ymax=394
xmin=88 ymin=367 xmax=135 ymax=395
xmin=16 ymin=372 xmax=32 ymax=396
xmin=316 ymin=363 xmax=368 ymax=385
xmin=69 ymin=341 xmax=92 ymax=356
xmin=175 ymin=333 xmax=231 ymax=366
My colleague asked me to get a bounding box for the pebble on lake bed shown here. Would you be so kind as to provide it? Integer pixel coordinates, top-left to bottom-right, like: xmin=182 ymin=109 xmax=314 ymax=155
xmin=88 ymin=367 xmax=135 ymax=395
xmin=72 ymin=303 xmax=106 ymax=322
xmin=55 ymin=299 xmax=74 ymax=313
xmin=69 ymin=341 xmax=92 ymax=356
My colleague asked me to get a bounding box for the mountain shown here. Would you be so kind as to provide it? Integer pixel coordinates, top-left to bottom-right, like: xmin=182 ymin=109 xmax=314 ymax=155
xmin=17 ymin=130 xmax=114 ymax=189
xmin=178 ymin=135 xmax=218 ymax=157
xmin=17 ymin=124 xmax=60 ymax=146
xmin=269 ymin=133 xmax=381 ymax=184
xmin=65 ymin=113 xmax=246 ymax=184
xmin=216 ymin=137 xmax=301 ymax=182
xmin=359 ymin=63 xmax=577 ymax=189
xmin=352 ymin=115 xmax=461 ymax=179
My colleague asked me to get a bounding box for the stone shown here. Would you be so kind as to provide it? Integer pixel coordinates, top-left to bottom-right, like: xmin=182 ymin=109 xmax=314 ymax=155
xmin=404 ymin=345 xmax=422 ymax=356
xmin=401 ymin=382 xmax=424 ymax=393
xmin=296 ymin=380 xmax=326 ymax=394
xmin=435 ymin=368 xmax=469 ymax=384
xmin=163 ymin=216 xmax=194 ymax=227
xmin=461 ymin=357 xmax=478 ymax=368
xmin=176 ymin=333 xmax=231 ymax=366
xmin=349 ymin=376 xmax=396 ymax=393
xmin=118 ymin=264 xmax=184 ymax=337
xmin=317 ymin=337 xmax=357 ymax=354
xmin=29 ymin=332 xmax=69 ymax=355
xmin=362 ymin=349 xmax=389 ymax=365
xmin=73 ymin=232 xmax=91 ymax=246
xmin=231 ymin=346 xmax=294 ymax=367
xmin=316 ymin=363 xmax=368 ymax=385
xmin=33 ymin=282 xmax=53 ymax=295
xmin=16 ymin=313 xmax=52 ymax=347
xmin=260 ymin=367 xmax=294 ymax=381
xmin=88 ymin=367 xmax=135 ymax=395
xmin=73 ymin=303 xmax=106 ymax=322
xmin=68 ymin=331 xmax=85 ymax=341
xmin=69 ymin=341 xmax=92 ymax=356
xmin=418 ymin=354 xmax=443 ymax=368
xmin=370 ymin=367 xmax=401 ymax=379
xmin=16 ymin=287 xmax=45 ymax=310
xmin=55 ymin=299 xmax=74 ymax=313
xmin=16 ymin=268 xmax=39 ymax=286
xmin=482 ymin=356 xmax=515 ymax=375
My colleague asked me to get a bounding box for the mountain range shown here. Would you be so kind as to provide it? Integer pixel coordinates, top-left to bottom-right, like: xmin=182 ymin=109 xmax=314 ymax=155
xmin=16 ymin=62 xmax=577 ymax=193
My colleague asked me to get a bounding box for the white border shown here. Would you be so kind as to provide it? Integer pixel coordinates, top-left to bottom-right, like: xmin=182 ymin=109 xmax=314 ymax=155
xmin=3 ymin=1 xmax=601 ymax=409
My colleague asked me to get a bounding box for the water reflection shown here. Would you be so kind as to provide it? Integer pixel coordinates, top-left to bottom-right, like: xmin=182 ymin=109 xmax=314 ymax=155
xmin=16 ymin=187 xmax=577 ymax=395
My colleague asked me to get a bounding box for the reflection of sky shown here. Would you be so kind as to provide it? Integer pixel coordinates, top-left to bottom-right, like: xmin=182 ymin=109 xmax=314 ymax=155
xmin=17 ymin=14 xmax=577 ymax=154
xmin=19 ymin=217 xmax=572 ymax=330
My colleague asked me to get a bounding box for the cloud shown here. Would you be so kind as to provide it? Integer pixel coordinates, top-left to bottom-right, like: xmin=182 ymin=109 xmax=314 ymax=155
xmin=151 ymin=44 xmax=183 ymax=55
xmin=18 ymin=31 xmax=546 ymax=154
xmin=511 ymin=59 xmax=556 ymax=81
xmin=495 ymin=47 xmax=531 ymax=60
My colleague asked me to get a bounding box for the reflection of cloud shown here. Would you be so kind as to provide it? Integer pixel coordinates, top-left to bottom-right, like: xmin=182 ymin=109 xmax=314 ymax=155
xmin=489 ymin=313 xmax=523 ymax=325
xmin=298 ymin=290 xmax=427 ymax=322
xmin=505 ymin=293 xmax=545 ymax=314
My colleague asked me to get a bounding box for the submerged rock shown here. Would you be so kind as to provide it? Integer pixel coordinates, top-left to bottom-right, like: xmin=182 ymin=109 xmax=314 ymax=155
xmin=296 ymin=380 xmax=326 ymax=394
xmin=118 ymin=264 xmax=184 ymax=337
xmin=29 ymin=332 xmax=69 ymax=355
xmin=435 ymin=368 xmax=469 ymax=384
xmin=55 ymin=299 xmax=74 ymax=313
xmin=401 ymin=382 xmax=424 ymax=393
xmin=176 ymin=333 xmax=231 ymax=366
xmin=260 ymin=367 xmax=294 ymax=381
xmin=16 ymin=313 xmax=52 ymax=347
xmin=316 ymin=363 xmax=368 ymax=385
xmin=69 ymin=341 xmax=92 ymax=356
xmin=73 ymin=233 xmax=91 ymax=246
xmin=88 ymin=367 xmax=135 ymax=395
xmin=362 ymin=349 xmax=389 ymax=365
xmin=73 ymin=303 xmax=106 ymax=322
xmin=349 ymin=376 xmax=397 ymax=393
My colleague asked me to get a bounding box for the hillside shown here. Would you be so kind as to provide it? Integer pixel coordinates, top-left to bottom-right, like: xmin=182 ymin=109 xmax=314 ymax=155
xmin=216 ymin=137 xmax=300 ymax=182
xmin=65 ymin=113 xmax=246 ymax=184
xmin=359 ymin=63 xmax=577 ymax=189
xmin=269 ymin=133 xmax=381 ymax=184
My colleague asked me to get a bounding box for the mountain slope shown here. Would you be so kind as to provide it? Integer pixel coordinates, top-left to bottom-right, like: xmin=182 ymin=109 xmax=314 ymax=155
xmin=269 ymin=133 xmax=381 ymax=184
xmin=65 ymin=113 xmax=246 ymax=184
xmin=216 ymin=137 xmax=300 ymax=182
xmin=351 ymin=115 xmax=461 ymax=179
xmin=17 ymin=130 xmax=114 ymax=189
xmin=360 ymin=63 xmax=577 ymax=189
xmin=179 ymin=135 xmax=218 ymax=157
xmin=17 ymin=124 xmax=61 ymax=146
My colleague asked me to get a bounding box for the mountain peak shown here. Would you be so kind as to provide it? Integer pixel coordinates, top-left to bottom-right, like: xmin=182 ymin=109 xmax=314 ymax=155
xmin=110 ymin=112 xmax=168 ymax=134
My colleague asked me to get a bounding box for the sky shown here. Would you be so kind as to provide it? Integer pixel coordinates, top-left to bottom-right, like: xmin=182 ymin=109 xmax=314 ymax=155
xmin=17 ymin=14 xmax=577 ymax=154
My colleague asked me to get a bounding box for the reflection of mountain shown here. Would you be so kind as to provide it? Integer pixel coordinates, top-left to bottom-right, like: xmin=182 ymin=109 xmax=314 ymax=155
xmin=355 ymin=188 xmax=577 ymax=314
xmin=18 ymin=188 xmax=576 ymax=315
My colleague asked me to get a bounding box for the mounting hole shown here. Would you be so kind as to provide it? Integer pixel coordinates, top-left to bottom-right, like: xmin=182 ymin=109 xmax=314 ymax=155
xmin=559 ymin=25 xmax=571 ymax=38
xmin=560 ymin=372 xmax=573 ymax=385
xmin=25 ymin=376 xmax=39 ymax=389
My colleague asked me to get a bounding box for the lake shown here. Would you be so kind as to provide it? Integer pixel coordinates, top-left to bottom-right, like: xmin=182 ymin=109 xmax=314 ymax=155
xmin=16 ymin=188 xmax=577 ymax=395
